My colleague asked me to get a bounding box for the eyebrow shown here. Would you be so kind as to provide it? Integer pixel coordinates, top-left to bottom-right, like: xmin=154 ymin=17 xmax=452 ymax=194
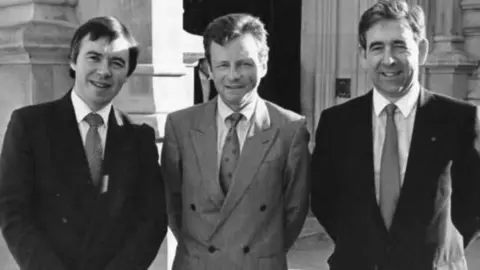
xmin=86 ymin=51 xmax=126 ymax=64
xmin=368 ymin=41 xmax=384 ymax=50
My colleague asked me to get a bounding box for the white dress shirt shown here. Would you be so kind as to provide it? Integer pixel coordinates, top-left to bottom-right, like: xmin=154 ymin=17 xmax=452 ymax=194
xmin=216 ymin=94 xmax=257 ymax=167
xmin=71 ymin=90 xmax=112 ymax=157
xmin=372 ymin=85 xmax=420 ymax=203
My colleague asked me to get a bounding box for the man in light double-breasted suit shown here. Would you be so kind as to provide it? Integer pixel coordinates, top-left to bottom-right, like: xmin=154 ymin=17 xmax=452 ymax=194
xmin=162 ymin=13 xmax=310 ymax=270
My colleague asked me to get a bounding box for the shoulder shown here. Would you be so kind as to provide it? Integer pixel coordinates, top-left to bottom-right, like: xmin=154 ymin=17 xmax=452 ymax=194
xmin=264 ymin=100 xmax=305 ymax=126
xmin=325 ymin=92 xmax=370 ymax=117
xmin=263 ymin=101 xmax=307 ymax=141
xmin=113 ymin=109 xmax=156 ymax=140
xmin=9 ymin=99 xmax=60 ymax=128
xmin=425 ymin=90 xmax=476 ymax=114
xmin=167 ymin=102 xmax=208 ymax=121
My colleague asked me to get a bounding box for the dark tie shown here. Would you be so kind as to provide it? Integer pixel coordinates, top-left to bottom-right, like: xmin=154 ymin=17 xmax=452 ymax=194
xmin=84 ymin=113 xmax=104 ymax=187
xmin=379 ymin=104 xmax=401 ymax=230
xmin=219 ymin=112 xmax=243 ymax=194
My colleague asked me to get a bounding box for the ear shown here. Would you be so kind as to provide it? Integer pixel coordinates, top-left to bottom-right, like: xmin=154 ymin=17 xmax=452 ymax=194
xmin=259 ymin=57 xmax=268 ymax=78
xmin=358 ymin=45 xmax=368 ymax=69
xmin=418 ymin=38 xmax=429 ymax=65
xmin=69 ymin=61 xmax=76 ymax=72
xmin=207 ymin=61 xmax=213 ymax=80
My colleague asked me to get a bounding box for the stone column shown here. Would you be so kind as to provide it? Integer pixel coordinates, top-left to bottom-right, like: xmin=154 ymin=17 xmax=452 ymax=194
xmin=300 ymin=0 xmax=338 ymax=141
xmin=462 ymin=0 xmax=480 ymax=105
xmin=424 ymin=0 xmax=477 ymax=99
xmin=0 ymin=0 xmax=78 ymax=268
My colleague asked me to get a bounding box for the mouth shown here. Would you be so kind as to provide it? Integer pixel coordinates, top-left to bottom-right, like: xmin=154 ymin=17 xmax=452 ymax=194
xmin=380 ymin=71 xmax=402 ymax=78
xmin=90 ymin=80 xmax=112 ymax=89
xmin=225 ymin=85 xmax=244 ymax=90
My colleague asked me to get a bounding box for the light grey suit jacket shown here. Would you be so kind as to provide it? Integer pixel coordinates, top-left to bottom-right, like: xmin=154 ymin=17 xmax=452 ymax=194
xmin=161 ymin=97 xmax=310 ymax=270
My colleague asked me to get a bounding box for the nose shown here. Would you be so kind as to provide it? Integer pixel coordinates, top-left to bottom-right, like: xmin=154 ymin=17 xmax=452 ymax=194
xmin=96 ymin=59 xmax=112 ymax=77
xmin=227 ymin=66 xmax=241 ymax=80
xmin=381 ymin=48 xmax=395 ymax=66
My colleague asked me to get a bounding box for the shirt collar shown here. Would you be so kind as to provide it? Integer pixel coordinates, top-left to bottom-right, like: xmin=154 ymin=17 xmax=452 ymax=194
xmin=71 ymin=90 xmax=112 ymax=126
xmin=373 ymin=83 xmax=420 ymax=117
xmin=217 ymin=93 xmax=258 ymax=124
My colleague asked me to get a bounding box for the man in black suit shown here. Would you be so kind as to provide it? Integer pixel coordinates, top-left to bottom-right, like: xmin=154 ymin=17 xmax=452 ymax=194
xmin=311 ymin=1 xmax=480 ymax=269
xmin=0 ymin=16 xmax=167 ymax=270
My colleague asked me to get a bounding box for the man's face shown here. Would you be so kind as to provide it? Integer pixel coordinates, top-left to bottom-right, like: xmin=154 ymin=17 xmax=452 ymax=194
xmin=208 ymin=33 xmax=267 ymax=111
xmin=70 ymin=34 xmax=130 ymax=111
xmin=361 ymin=19 xmax=428 ymax=100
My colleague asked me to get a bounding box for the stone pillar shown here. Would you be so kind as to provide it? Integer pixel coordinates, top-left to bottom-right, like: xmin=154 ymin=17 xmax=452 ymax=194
xmin=0 ymin=0 xmax=78 ymax=268
xmin=462 ymin=0 xmax=480 ymax=105
xmin=424 ymin=0 xmax=477 ymax=99
xmin=300 ymin=0 xmax=339 ymax=141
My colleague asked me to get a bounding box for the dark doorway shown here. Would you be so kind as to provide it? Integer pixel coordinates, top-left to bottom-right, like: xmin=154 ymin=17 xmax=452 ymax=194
xmin=184 ymin=0 xmax=302 ymax=113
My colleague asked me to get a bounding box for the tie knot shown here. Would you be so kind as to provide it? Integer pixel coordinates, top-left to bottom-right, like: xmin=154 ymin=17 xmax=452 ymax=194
xmin=385 ymin=104 xmax=397 ymax=117
xmin=227 ymin=112 xmax=243 ymax=127
xmin=84 ymin=113 xmax=104 ymax=128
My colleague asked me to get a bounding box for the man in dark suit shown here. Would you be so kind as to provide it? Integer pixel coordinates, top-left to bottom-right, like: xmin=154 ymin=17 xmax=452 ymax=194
xmin=0 ymin=16 xmax=167 ymax=270
xmin=162 ymin=13 xmax=310 ymax=270
xmin=311 ymin=1 xmax=480 ymax=270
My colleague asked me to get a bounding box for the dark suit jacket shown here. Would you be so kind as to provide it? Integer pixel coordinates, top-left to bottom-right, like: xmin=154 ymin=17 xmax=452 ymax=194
xmin=311 ymin=89 xmax=480 ymax=270
xmin=0 ymin=92 xmax=168 ymax=270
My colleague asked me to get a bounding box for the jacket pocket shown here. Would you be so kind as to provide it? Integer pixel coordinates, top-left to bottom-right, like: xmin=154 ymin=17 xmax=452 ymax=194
xmin=257 ymin=253 xmax=287 ymax=270
xmin=172 ymin=253 xmax=204 ymax=270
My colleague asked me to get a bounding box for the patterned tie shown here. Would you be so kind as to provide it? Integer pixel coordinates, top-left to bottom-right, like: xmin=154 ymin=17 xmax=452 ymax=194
xmin=84 ymin=113 xmax=104 ymax=188
xmin=379 ymin=104 xmax=401 ymax=230
xmin=219 ymin=112 xmax=243 ymax=194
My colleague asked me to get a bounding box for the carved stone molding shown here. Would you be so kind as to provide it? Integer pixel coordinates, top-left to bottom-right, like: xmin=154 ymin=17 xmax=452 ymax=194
xmin=0 ymin=0 xmax=78 ymax=64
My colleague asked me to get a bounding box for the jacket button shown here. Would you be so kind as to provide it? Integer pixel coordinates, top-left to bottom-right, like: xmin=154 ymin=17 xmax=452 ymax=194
xmin=190 ymin=204 xmax=196 ymax=211
xmin=61 ymin=217 xmax=68 ymax=224
xmin=208 ymin=246 xmax=216 ymax=253
xmin=260 ymin=204 xmax=266 ymax=212
xmin=243 ymin=246 xmax=250 ymax=254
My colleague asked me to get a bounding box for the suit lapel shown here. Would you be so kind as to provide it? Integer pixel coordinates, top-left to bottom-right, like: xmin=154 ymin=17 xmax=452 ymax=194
xmin=50 ymin=92 xmax=91 ymax=190
xmin=352 ymin=92 xmax=389 ymax=235
xmin=190 ymin=99 xmax=225 ymax=207
xmin=102 ymin=108 xmax=136 ymax=193
xmin=390 ymin=88 xmax=441 ymax=234
xmin=211 ymin=99 xmax=278 ymax=236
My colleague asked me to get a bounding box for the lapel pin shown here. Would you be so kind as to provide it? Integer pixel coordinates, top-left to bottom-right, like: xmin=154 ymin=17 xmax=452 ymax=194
xmin=431 ymin=137 xmax=436 ymax=142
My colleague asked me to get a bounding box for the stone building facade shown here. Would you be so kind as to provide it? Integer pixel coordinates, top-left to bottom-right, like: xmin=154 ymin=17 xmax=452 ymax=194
xmin=0 ymin=0 xmax=478 ymax=269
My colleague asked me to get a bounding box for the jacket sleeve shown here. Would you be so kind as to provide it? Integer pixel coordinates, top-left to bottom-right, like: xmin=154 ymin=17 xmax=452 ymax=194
xmin=283 ymin=119 xmax=311 ymax=250
xmin=105 ymin=125 xmax=168 ymax=270
xmin=451 ymin=106 xmax=480 ymax=248
xmin=310 ymin=110 xmax=339 ymax=242
xmin=0 ymin=110 xmax=67 ymax=270
xmin=161 ymin=114 xmax=183 ymax=240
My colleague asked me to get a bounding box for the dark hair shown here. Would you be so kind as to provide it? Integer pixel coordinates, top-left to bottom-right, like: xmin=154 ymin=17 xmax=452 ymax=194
xmin=203 ymin=13 xmax=269 ymax=64
xmin=358 ymin=0 xmax=425 ymax=50
xmin=68 ymin=16 xmax=139 ymax=78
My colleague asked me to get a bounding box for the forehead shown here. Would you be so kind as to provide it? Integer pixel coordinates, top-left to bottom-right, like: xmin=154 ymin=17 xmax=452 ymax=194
xmin=78 ymin=34 xmax=131 ymax=58
xmin=210 ymin=34 xmax=261 ymax=61
xmin=365 ymin=19 xmax=416 ymax=45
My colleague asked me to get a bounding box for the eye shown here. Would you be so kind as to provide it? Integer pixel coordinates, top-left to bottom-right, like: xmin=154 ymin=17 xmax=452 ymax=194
xmin=216 ymin=63 xmax=228 ymax=69
xmin=88 ymin=55 xmax=100 ymax=61
xmin=111 ymin=61 xmax=125 ymax=69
